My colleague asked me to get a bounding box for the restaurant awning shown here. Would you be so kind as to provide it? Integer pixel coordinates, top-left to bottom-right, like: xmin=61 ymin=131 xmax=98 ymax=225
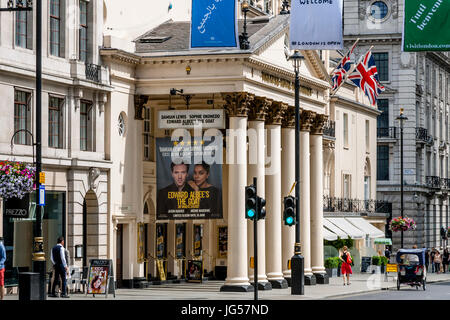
xmin=374 ymin=238 xmax=392 ymax=245
xmin=323 ymin=218 xmax=348 ymax=239
xmin=326 ymin=217 xmax=365 ymax=239
xmin=345 ymin=217 xmax=385 ymax=238
xmin=323 ymin=227 xmax=338 ymax=241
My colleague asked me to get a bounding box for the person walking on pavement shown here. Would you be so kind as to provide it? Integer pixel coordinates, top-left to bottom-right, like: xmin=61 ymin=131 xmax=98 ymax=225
xmin=433 ymin=250 xmax=442 ymax=274
xmin=443 ymin=248 xmax=449 ymax=273
xmin=339 ymin=246 xmax=352 ymax=285
xmin=430 ymin=247 xmax=436 ymax=273
xmin=0 ymin=236 xmax=6 ymax=300
xmin=425 ymin=249 xmax=430 ymax=272
xmin=50 ymin=236 xmax=70 ymax=298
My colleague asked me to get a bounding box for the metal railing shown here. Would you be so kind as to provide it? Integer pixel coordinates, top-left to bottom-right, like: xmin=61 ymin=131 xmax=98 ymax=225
xmin=377 ymin=127 xmax=396 ymax=139
xmin=441 ymin=178 xmax=450 ymax=190
xmin=85 ymin=63 xmax=101 ymax=83
xmin=416 ymin=127 xmax=433 ymax=145
xmin=426 ymin=176 xmax=441 ymax=189
xmin=323 ymin=195 xmax=391 ymax=214
xmin=323 ymin=120 xmax=335 ymax=138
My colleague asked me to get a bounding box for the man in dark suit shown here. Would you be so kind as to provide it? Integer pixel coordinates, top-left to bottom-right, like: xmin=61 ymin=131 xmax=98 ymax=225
xmin=50 ymin=236 xmax=69 ymax=298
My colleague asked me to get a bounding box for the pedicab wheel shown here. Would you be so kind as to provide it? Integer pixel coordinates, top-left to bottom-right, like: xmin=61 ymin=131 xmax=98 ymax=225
xmin=397 ymin=277 xmax=400 ymax=290
xmin=422 ymin=278 xmax=426 ymax=291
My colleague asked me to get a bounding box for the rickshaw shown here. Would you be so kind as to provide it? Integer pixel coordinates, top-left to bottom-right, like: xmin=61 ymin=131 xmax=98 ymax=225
xmin=396 ymin=248 xmax=427 ymax=290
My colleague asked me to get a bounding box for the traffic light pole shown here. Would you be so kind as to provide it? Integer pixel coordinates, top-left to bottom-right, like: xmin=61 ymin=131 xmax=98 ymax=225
xmin=253 ymin=177 xmax=258 ymax=301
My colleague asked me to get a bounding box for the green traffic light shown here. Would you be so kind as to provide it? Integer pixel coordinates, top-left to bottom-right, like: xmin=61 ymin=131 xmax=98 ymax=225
xmin=286 ymin=216 xmax=294 ymax=225
xmin=247 ymin=209 xmax=256 ymax=218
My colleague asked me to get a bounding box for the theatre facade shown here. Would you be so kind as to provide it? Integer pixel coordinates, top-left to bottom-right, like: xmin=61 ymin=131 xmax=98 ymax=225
xmin=100 ymin=14 xmax=385 ymax=289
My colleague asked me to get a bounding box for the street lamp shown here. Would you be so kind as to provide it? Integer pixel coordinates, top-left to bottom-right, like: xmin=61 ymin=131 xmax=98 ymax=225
xmin=1 ymin=0 xmax=45 ymax=300
xmin=396 ymin=108 xmax=408 ymax=249
xmin=289 ymin=50 xmax=305 ymax=295
xmin=239 ymin=0 xmax=250 ymax=50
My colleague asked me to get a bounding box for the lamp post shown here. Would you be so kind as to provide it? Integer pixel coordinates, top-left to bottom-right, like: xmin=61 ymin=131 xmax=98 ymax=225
xmin=239 ymin=0 xmax=250 ymax=50
xmin=289 ymin=50 xmax=305 ymax=295
xmin=1 ymin=0 xmax=45 ymax=300
xmin=396 ymin=108 xmax=408 ymax=249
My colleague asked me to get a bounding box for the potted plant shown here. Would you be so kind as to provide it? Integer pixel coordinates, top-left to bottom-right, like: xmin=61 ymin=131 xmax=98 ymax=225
xmin=0 ymin=161 xmax=35 ymax=200
xmin=324 ymin=257 xmax=340 ymax=278
xmin=380 ymin=256 xmax=389 ymax=274
xmin=389 ymin=216 xmax=417 ymax=232
xmin=371 ymin=255 xmax=381 ymax=274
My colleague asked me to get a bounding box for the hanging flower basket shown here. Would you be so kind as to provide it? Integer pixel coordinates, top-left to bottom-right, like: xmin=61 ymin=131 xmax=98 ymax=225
xmin=0 ymin=161 xmax=35 ymax=200
xmin=389 ymin=216 xmax=416 ymax=232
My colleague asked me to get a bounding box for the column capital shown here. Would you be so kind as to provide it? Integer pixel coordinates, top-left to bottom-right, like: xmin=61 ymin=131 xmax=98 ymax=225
xmin=300 ymin=110 xmax=315 ymax=131
xmin=248 ymin=96 xmax=271 ymax=122
xmin=281 ymin=105 xmax=295 ymax=128
xmin=266 ymin=101 xmax=288 ymax=126
xmin=134 ymin=95 xmax=149 ymax=120
xmin=222 ymin=92 xmax=254 ymax=117
xmin=311 ymin=114 xmax=329 ymax=135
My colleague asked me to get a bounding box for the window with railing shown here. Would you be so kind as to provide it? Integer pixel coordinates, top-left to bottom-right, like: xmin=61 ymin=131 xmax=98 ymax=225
xmin=79 ymin=0 xmax=88 ymax=62
xmin=14 ymin=90 xmax=32 ymax=145
xmin=80 ymin=101 xmax=93 ymax=151
xmin=48 ymin=96 xmax=64 ymax=148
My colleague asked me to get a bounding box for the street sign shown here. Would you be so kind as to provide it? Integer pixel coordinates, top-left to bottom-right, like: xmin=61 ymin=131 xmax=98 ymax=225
xmin=4 ymin=194 xmax=30 ymax=218
xmin=39 ymin=185 xmax=45 ymax=206
xmin=39 ymin=172 xmax=45 ymax=184
xmin=386 ymin=263 xmax=398 ymax=273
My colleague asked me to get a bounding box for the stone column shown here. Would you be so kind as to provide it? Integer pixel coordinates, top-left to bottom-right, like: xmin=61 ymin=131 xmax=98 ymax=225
xmin=265 ymin=101 xmax=288 ymax=289
xmin=247 ymin=97 xmax=272 ymax=290
xmin=300 ymin=110 xmax=316 ymax=285
xmin=281 ymin=106 xmax=296 ymax=285
xmin=310 ymin=114 xmax=329 ymax=284
xmin=220 ymin=92 xmax=254 ymax=292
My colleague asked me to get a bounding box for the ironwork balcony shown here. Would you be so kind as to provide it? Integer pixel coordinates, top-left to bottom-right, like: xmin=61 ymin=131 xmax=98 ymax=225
xmin=416 ymin=127 xmax=433 ymax=145
xmin=441 ymin=178 xmax=450 ymax=190
xmin=377 ymin=127 xmax=396 ymax=139
xmin=323 ymin=195 xmax=391 ymax=214
xmin=85 ymin=63 xmax=101 ymax=83
xmin=426 ymin=176 xmax=441 ymax=189
xmin=323 ymin=120 xmax=335 ymax=139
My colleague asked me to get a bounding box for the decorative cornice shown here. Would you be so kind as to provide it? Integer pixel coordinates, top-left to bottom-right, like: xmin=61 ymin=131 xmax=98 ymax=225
xmin=222 ymin=92 xmax=254 ymax=117
xmin=311 ymin=114 xmax=329 ymax=135
xmin=300 ymin=110 xmax=315 ymax=131
xmin=282 ymin=105 xmax=295 ymax=128
xmin=266 ymin=101 xmax=288 ymax=125
xmin=134 ymin=95 xmax=149 ymax=120
xmin=248 ymin=96 xmax=271 ymax=122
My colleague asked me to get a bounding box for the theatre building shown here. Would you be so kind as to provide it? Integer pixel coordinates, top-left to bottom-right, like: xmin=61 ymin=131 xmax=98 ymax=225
xmin=100 ymin=12 xmax=388 ymax=289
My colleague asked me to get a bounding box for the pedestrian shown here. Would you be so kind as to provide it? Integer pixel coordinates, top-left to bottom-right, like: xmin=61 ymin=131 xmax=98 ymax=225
xmin=339 ymin=246 xmax=352 ymax=285
xmin=0 ymin=236 xmax=6 ymax=300
xmin=50 ymin=236 xmax=70 ymax=298
xmin=384 ymin=246 xmax=391 ymax=260
xmin=431 ymin=247 xmax=436 ymax=273
xmin=434 ymin=250 xmax=442 ymax=274
xmin=425 ymin=249 xmax=430 ymax=272
xmin=443 ymin=248 xmax=449 ymax=274
xmin=64 ymin=248 xmax=70 ymax=296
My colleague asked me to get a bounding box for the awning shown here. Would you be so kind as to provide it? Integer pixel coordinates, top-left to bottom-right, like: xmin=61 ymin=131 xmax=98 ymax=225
xmin=374 ymin=238 xmax=392 ymax=245
xmin=323 ymin=227 xmax=338 ymax=241
xmin=323 ymin=218 xmax=348 ymax=239
xmin=345 ymin=217 xmax=385 ymax=238
xmin=326 ymin=217 xmax=365 ymax=239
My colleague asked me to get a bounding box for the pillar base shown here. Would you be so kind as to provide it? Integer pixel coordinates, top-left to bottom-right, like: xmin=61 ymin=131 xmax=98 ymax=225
xmin=304 ymin=274 xmax=316 ymax=286
xmin=220 ymin=284 xmax=254 ymax=292
xmin=314 ymin=272 xmax=329 ymax=284
xmin=255 ymin=281 xmax=272 ymax=290
xmin=269 ymin=279 xmax=288 ymax=289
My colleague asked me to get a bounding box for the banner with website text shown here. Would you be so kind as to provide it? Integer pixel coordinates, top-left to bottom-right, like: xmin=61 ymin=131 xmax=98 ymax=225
xmin=403 ymin=0 xmax=450 ymax=51
xmin=289 ymin=0 xmax=343 ymax=50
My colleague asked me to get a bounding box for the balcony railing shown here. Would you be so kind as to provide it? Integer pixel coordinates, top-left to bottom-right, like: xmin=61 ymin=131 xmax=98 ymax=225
xmin=323 ymin=196 xmax=391 ymax=214
xmin=416 ymin=127 xmax=433 ymax=145
xmin=441 ymin=178 xmax=450 ymax=190
xmin=377 ymin=127 xmax=396 ymax=139
xmin=85 ymin=63 xmax=101 ymax=83
xmin=323 ymin=120 xmax=335 ymax=139
xmin=426 ymin=176 xmax=441 ymax=189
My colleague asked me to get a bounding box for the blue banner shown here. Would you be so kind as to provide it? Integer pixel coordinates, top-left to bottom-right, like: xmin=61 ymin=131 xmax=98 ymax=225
xmin=191 ymin=0 xmax=238 ymax=48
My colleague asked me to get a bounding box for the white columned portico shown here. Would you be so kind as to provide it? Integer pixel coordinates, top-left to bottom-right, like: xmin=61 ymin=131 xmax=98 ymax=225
xmin=310 ymin=114 xmax=329 ymax=284
xmin=281 ymin=106 xmax=295 ymax=283
xmin=265 ymin=102 xmax=288 ymax=289
xmin=246 ymin=97 xmax=272 ymax=290
xmin=221 ymin=92 xmax=254 ymax=292
xmin=300 ymin=110 xmax=316 ymax=285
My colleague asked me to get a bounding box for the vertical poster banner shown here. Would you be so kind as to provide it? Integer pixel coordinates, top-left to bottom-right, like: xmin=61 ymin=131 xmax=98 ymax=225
xmin=290 ymin=0 xmax=343 ymax=50
xmin=190 ymin=0 xmax=239 ymax=48
xmin=403 ymin=0 xmax=450 ymax=51
xmin=137 ymin=223 xmax=145 ymax=263
xmin=175 ymin=223 xmax=186 ymax=259
xmin=156 ymin=223 xmax=167 ymax=259
xmin=193 ymin=224 xmax=203 ymax=257
xmin=218 ymin=226 xmax=228 ymax=258
xmin=156 ymin=136 xmax=223 ymax=220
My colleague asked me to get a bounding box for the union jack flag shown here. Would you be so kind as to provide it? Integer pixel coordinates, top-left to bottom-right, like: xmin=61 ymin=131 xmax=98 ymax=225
xmin=331 ymin=50 xmax=354 ymax=91
xmin=348 ymin=50 xmax=385 ymax=106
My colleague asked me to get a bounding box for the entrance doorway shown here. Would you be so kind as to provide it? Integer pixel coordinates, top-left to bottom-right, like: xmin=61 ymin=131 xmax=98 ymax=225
xmin=116 ymin=224 xmax=123 ymax=288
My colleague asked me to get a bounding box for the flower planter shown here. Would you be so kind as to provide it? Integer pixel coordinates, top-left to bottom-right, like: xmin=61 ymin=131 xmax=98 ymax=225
xmin=325 ymin=268 xmax=338 ymax=278
xmin=0 ymin=161 xmax=35 ymax=200
xmin=370 ymin=265 xmax=381 ymax=274
xmin=389 ymin=216 xmax=416 ymax=232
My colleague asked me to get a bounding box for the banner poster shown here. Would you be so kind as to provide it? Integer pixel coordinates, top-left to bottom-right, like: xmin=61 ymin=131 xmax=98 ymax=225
xmin=156 ymin=223 xmax=167 ymax=259
xmin=289 ymin=0 xmax=343 ymax=50
xmin=137 ymin=222 xmax=145 ymax=263
xmin=218 ymin=226 xmax=228 ymax=258
xmin=186 ymin=260 xmax=203 ymax=282
xmin=193 ymin=224 xmax=203 ymax=257
xmin=175 ymin=223 xmax=186 ymax=259
xmin=402 ymin=0 xmax=450 ymax=51
xmin=156 ymin=137 xmax=223 ymax=220
xmin=87 ymin=261 xmax=109 ymax=295
xmin=190 ymin=0 xmax=239 ymax=48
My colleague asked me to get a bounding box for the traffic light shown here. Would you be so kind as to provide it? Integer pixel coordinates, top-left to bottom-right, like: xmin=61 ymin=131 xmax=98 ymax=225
xmin=245 ymin=185 xmax=257 ymax=220
xmin=283 ymin=196 xmax=296 ymax=226
xmin=258 ymin=196 xmax=266 ymax=220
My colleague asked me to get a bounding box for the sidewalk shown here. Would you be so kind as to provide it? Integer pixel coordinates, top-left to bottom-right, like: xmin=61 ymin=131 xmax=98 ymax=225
xmin=3 ymin=271 xmax=450 ymax=300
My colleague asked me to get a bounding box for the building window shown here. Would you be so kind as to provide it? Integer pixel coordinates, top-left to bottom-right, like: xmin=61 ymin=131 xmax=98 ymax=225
xmin=48 ymin=96 xmax=64 ymax=148
xmin=373 ymin=52 xmax=389 ymax=82
xmin=80 ymin=101 xmax=93 ymax=151
xmin=425 ymin=64 xmax=430 ymax=93
xmin=50 ymin=0 xmax=62 ymax=57
xmin=14 ymin=90 xmax=32 ymax=145
xmin=15 ymin=10 xmax=33 ymax=49
xmin=377 ymin=145 xmax=389 ymax=180
xmin=343 ymin=113 xmax=349 ymax=148
xmin=377 ymin=99 xmax=389 ymax=129
xmin=370 ymin=1 xmax=388 ymax=20
xmin=143 ymin=107 xmax=153 ymax=161
xmin=79 ymin=0 xmax=88 ymax=62
xmin=432 ymin=68 xmax=436 ymax=97
xmin=343 ymin=174 xmax=351 ymax=198
xmin=118 ymin=112 xmax=126 ymax=137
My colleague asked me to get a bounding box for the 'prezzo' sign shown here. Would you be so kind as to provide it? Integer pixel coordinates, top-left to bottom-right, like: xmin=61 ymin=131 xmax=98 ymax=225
xmin=158 ymin=109 xmax=225 ymax=129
